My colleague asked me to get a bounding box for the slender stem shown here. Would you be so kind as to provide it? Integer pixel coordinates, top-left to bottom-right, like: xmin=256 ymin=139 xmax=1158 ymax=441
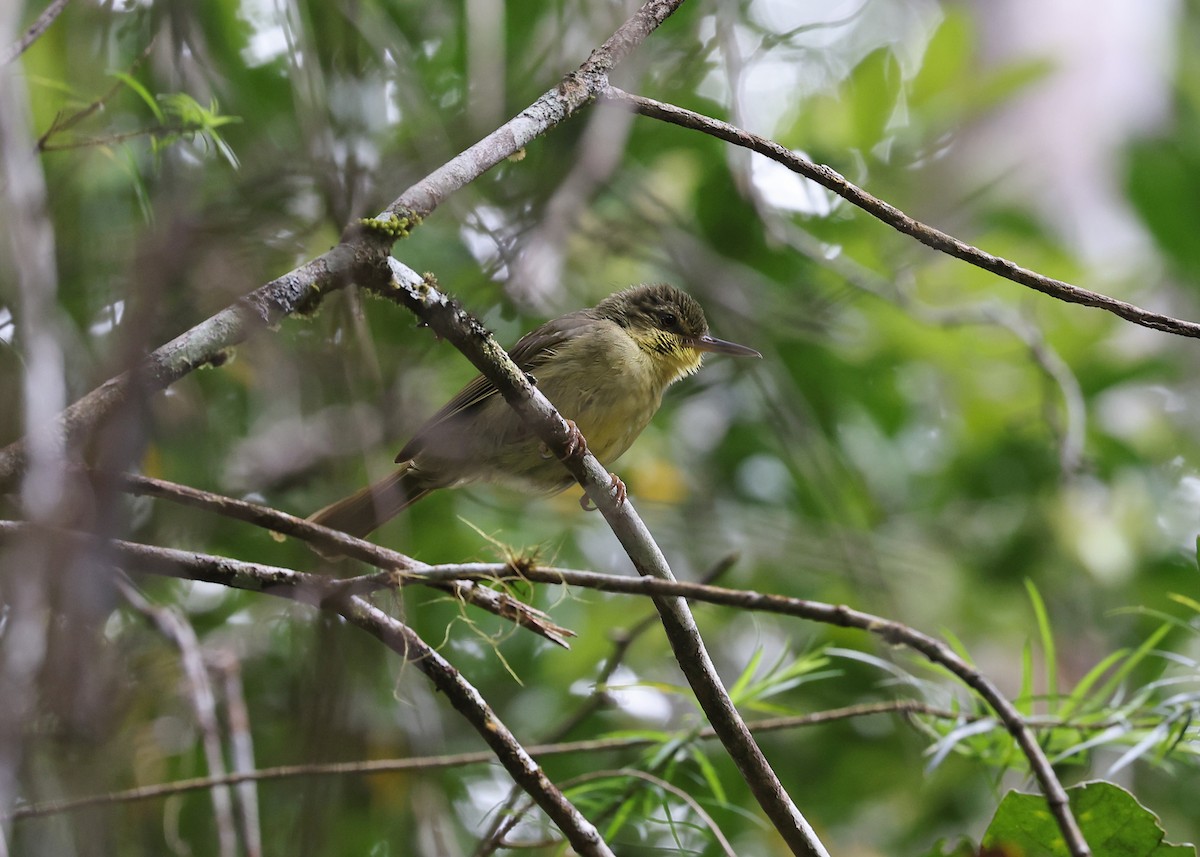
xmin=377 ymin=261 xmax=829 ymax=857
xmin=602 ymin=86 xmax=1200 ymax=341
xmin=118 ymin=581 xmax=239 ymax=857
xmin=10 ymin=701 xmax=952 ymax=822
xmin=332 ymin=596 xmax=616 ymax=857
xmin=0 ymin=1 xmax=689 ymax=489
xmin=0 ymin=519 xmax=1093 ymax=855
xmin=442 ymin=563 xmax=1093 ymax=857
xmin=0 ymin=522 xmax=615 ymax=856
xmin=3 ymin=0 xmax=71 ymax=64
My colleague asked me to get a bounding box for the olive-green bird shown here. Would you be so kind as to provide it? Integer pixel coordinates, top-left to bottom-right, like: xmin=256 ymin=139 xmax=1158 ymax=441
xmin=309 ymin=283 xmax=760 ymax=539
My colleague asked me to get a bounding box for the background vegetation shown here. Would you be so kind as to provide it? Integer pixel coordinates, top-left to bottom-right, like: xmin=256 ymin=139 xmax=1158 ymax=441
xmin=2 ymin=0 xmax=1199 ymax=854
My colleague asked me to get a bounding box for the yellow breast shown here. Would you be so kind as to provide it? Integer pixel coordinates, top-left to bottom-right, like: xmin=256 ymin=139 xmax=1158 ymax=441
xmin=535 ymin=322 xmax=698 ymax=464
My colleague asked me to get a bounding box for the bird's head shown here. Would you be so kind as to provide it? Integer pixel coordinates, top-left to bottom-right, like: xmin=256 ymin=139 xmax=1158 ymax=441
xmin=595 ymin=283 xmax=761 ymax=382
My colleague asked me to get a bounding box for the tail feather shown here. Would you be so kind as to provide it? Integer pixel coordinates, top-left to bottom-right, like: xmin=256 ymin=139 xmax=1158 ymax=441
xmin=308 ymin=468 xmax=429 ymax=541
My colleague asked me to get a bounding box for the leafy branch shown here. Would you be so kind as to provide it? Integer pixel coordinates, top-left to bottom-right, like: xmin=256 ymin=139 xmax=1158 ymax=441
xmin=39 ymin=89 xmax=241 ymax=169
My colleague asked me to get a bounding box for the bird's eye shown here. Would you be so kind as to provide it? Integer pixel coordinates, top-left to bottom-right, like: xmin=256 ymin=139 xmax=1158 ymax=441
xmin=659 ymin=312 xmax=678 ymax=329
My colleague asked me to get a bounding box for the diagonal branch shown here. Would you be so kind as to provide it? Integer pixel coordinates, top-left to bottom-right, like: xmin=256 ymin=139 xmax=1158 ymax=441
xmin=106 ymin=473 xmax=576 ymax=648
xmin=5 ymin=526 xmax=1092 ymax=857
xmin=374 ymin=261 xmax=830 ymax=857
xmin=0 ymin=0 xmax=688 ymax=489
xmin=332 ymin=596 xmax=615 ymax=857
xmin=0 ymin=521 xmax=614 ymax=856
xmin=472 ymin=553 xmax=739 ymax=857
xmin=0 ymin=517 xmax=1087 ymax=855
xmin=428 ymin=563 xmax=1093 ymax=857
xmin=3 ymin=0 xmax=71 ymax=65
xmin=382 ymin=0 xmax=686 ymax=222
xmin=601 ymin=86 xmax=1200 ymax=341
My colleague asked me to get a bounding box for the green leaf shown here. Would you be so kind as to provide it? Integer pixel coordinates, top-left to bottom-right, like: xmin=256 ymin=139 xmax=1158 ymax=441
xmin=1170 ymin=591 xmax=1200 ymax=616
xmin=908 ymin=8 xmax=973 ymax=107
xmin=110 ymin=71 xmax=164 ymax=121
xmin=1019 ymin=638 xmax=1035 ymax=715
xmin=848 ymin=48 xmax=903 ymax=152
xmin=1026 ymin=578 xmax=1059 ymax=707
xmin=728 ymin=647 xmax=765 ymax=704
xmin=1090 ymin=623 xmax=1172 ymax=705
xmin=687 ymin=746 xmax=727 ymax=805
xmin=1059 ymin=647 xmax=1134 ymax=721
xmin=982 ymin=781 xmax=1194 ymax=857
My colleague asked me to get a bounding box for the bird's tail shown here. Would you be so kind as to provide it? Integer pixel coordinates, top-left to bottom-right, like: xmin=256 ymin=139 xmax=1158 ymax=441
xmin=308 ymin=467 xmax=430 ymax=542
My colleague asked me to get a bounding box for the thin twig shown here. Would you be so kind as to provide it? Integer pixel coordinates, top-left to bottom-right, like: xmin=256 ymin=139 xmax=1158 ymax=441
xmin=39 ymin=123 xmax=199 ymax=152
xmin=544 ymin=768 xmax=739 ymax=857
xmin=0 ymin=524 xmax=1095 ymax=855
xmin=331 ymin=595 xmax=616 ymax=857
xmin=601 ymin=86 xmax=1200 ymax=342
xmin=377 ymin=259 xmax=830 ymax=857
xmin=7 ymin=701 xmax=958 ymax=821
xmin=210 ymin=652 xmax=262 ymax=857
xmin=432 ymin=562 xmax=1093 ymax=857
xmin=766 ymin=219 xmax=1088 ymax=472
xmin=35 ymin=37 xmax=157 ymax=149
xmin=3 ymin=0 xmax=71 ymax=64
xmin=379 ymin=0 xmax=688 ymax=222
xmin=0 ymin=0 xmax=689 ymax=489
xmin=15 ymin=696 xmax=1138 ymax=826
xmin=113 ymin=472 xmax=575 ymax=648
xmin=117 ymin=580 xmax=239 ymax=857
xmin=472 ymin=553 xmax=740 ymax=857
xmin=0 ymin=523 xmax=615 ymax=856
xmin=0 ymin=518 xmax=568 ymax=651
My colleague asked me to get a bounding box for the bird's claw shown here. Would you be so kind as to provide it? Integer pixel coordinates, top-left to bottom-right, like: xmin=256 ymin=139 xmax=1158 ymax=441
xmin=579 ymin=472 xmax=626 ymax=512
xmin=563 ymin=419 xmax=588 ymax=460
xmin=609 ymin=472 xmax=627 ymax=506
xmin=541 ymin=419 xmax=589 ymax=461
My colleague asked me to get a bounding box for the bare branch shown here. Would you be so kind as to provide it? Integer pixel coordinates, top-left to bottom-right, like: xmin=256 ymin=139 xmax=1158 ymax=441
xmin=113 ymin=472 xmax=575 ymax=647
xmin=118 ymin=580 xmax=239 ymax=857
xmin=376 ymin=261 xmax=829 ymax=857
xmin=8 ymin=701 xmax=956 ymax=821
xmin=381 ymin=0 xmax=687 ymax=223
xmin=0 ymin=246 xmax=361 ymax=488
xmin=333 ymin=597 xmax=616 ymax=857
xmin=0 ymin=19 xmax=66 ymax=830
xmin=0 ymin=0 xmax=688 ymax=489
xmin=210 ymin=653 xmax=262 ymax=857
xmin=428 ymin=562 xmax=1092 ymax=857
xmin=472 ymin=553 xmax=739 ymax=857
xmin=0 ymin=523 xmax=614 ymax=855
xmin=601 ymin=86 xmax=1200 ymax=341
xmin=3 ymin=0 xmax=71 ymax=65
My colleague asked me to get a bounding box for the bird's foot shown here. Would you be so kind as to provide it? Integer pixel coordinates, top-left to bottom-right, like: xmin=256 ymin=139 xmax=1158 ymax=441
xmin=610 ymin=472 xmax=627 ymax=505
xmin=578 ymin=472 xmax=626 ymax=512
xmin=539 ymin=419 xmax=589 ymax=461
xmin=562 ymin=419 xmax=588 ymax=460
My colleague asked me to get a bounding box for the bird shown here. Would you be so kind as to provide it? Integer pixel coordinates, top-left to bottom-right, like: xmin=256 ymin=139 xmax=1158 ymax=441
xmin=308 ymin=283 xmax=760 ymax=540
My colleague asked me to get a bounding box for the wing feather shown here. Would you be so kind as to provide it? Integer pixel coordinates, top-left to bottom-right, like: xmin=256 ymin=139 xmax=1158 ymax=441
xmin=394 ymin=309 xmax=595 ymax=463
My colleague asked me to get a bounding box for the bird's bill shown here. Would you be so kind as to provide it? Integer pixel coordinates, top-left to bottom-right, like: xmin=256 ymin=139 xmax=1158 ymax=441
xmin=692 ymin=334 xmax=762 ymax=358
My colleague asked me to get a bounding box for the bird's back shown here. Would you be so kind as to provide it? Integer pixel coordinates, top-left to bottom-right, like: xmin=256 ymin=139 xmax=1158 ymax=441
xmin=399 ymin=311 xmax=669 ymax=495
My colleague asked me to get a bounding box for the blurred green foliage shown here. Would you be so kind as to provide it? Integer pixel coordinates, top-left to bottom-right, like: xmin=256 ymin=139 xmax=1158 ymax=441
xmin=5 ymin=0 xmax=1200 ymax=855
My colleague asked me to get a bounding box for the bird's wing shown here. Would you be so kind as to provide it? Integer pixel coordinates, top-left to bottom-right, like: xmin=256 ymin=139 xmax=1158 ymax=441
xmin=394 ymin=310 xmax=595 ymax=463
